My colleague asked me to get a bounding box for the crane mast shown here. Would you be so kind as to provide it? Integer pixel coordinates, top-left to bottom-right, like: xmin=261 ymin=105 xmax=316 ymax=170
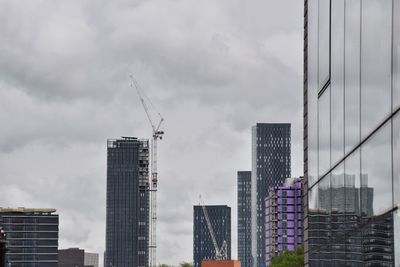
xmin=131 ymin=75 xmax=164 ymax=267
xmin=199 ymin=198 xmax=228 ymax=260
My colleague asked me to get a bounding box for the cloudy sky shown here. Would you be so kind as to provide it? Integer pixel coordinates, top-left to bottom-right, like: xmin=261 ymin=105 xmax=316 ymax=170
xmin=0 ymin=0 xmax=303 ymax=265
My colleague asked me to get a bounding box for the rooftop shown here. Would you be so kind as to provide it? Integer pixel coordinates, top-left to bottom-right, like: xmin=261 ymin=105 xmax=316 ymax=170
xmin=0 ymin=207 xmax=57 ymax=213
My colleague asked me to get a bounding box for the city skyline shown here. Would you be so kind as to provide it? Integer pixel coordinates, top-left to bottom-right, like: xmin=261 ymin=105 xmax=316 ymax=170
xmin=0 ymin=0 xmax=304 ymax=265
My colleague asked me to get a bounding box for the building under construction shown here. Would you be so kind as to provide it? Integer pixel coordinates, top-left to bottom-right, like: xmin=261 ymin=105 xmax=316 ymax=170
xmin=105 ymin=137 xmax=150 ymax=267
xmin=193 ymin=205 xmax=231 ymax=267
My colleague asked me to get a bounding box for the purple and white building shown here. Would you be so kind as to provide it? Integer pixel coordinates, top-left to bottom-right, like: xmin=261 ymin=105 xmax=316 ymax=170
xmin=264 ymin=177 xmax=303 ymax=267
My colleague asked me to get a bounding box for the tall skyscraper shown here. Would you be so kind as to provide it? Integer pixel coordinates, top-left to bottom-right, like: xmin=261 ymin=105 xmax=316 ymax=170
xmin=251 ymin=123 xmax=291 ymax=267
xmin=105 ymin=137 xmax=150 ymax=267
xmin=265 ymin=177 xmax=303 ymax=267
xmin=0 ymin=208 xmax=58 ymax=267
xmin=237 ymin=171 xmax=252 ymax=267
xmin=304 ymin=0 xmax=400 ymax=265
xmin=193 ymin=205 xmax=231 ymax=267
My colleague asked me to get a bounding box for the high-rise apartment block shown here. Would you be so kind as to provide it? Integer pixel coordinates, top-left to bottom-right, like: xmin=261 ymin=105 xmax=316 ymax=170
xmin=251 ymin=123 xmax=291 ymax=267
xmin=105 ymin=137 xmax=150 ymax=267
xmin=265 ymin=177 xmax=303 ymax=267
xmin=237 ymin=171 xmax=252 ymax=267
xmin=0 ymin=208 xmax=58 ymax=267
xmin=193 ymin=205 xmax=231 ymax=267
xmin=304 ymin=0 xmax=400 ymax=265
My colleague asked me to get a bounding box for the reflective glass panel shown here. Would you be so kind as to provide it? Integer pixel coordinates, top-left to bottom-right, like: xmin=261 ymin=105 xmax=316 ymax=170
xmin=361 ymin=0 xmax=392 ymax=138
xmin=318 ymin=174 xmax=331 ymax=212
xmin=394 ymin=0 xmax=400 ymax=111
xmin=344 ymin=149 xmax=363 ymax=265
xmin=395 ymin=210 xmax=400 ymax=266
xmin=330 ymin=0 xmax=345 ymax=166
xmin=344 ymin=0 xmax=361 ymax=154
xmin=308 ymin=184 xmax=319 ymax=256
xmin=308 ymin=0 xmax=319 ymax=187
xmin=331 ymin=163 xmax=344 ymax=213
xmin=361 ymin=121 xmax=392 ymax=216
xmin=317 ymin=174 xmax=331 ymax=263
xmin=309 ymin=184 xmax=318 ymax=211
xmin=394 ymin=113 xmax=400 ymax=207
xmin=318 ymin=87 xmax=330 ymax=177
xmin=344 ymin=149 xmax=361 ymax=215
xmin=318 ymin=0 xmax=330 ymax=89
xmin=330 ymin=164 xmax=346 ymax=263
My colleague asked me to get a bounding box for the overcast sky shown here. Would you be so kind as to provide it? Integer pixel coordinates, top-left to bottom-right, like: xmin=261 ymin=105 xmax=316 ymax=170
xmin=0 ymin=0 xmax=303 ymax=265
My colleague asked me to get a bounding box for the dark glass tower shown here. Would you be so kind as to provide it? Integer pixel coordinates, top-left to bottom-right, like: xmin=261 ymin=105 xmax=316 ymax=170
xmin=105 ymin=137 xmax=150 ymax=267
xmin=0 ymin=208 xmax=58 ymax=267
xmin=304 ymin=0 xmax=400 ymax=265
xmin=193 ymin=205 xmax=231 ymax=267
xmin=237 ymin=171 xmax=252 ymax=267
xmin=251 ymin=123 xmax=291 ymax=267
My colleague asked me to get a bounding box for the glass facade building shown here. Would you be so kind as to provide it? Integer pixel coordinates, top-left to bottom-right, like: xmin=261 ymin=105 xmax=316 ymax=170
xmin=105 ymin=137 xmax=150 ymax=267
xmin=0 ymin=208 xmax=59 ymax=267
xmin=265 ymin=177 xmax=303 ymax=267
xmin=304 ymin=0 xmax=400 ymax=265
xmin=251 ymin=123 xmax=291 ymax=267
xmin=193 ymin=205 xmax=231 ymax=267
xmin=238 ymin=171 xmax=252 ymax=267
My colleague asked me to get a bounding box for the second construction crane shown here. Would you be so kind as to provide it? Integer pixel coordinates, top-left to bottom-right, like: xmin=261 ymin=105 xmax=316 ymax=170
xmin=199 ymin=197 xmax=228 ymax=260
xmin=131 ymin=75 xmax=164 ymax=267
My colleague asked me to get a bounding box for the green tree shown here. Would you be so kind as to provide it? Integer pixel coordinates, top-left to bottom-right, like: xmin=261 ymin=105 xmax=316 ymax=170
xmin=269 ymin=247 xmax=304 ymax=267
xmin=158 ymin=264 xmax=172 ymax=267
xmin=179 ymin=262 xmax=193 ymax=267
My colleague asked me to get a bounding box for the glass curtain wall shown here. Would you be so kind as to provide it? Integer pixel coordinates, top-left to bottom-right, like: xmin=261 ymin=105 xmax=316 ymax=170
xmin=305 ymin=0 xmax=400 ymax=266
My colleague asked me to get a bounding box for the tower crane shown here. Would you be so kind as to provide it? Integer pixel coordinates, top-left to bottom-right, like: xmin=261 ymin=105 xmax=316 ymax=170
xmin=130 ymin=75 xmax=164 ymax=267
xmin=199 ymin=196 xmax=228 ymax=260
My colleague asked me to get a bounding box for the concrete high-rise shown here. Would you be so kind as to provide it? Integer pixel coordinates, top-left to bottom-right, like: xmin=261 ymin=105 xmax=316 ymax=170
xmin=0 ymin=208 xmax=58 ymax=267
xmin=251 ymin=123 xmax=291 ymax=267
xmin=105 ymin=137 xmax=150 ymax=267
xmin=193 ymin=205 xmax=231 ymax=267
xmin=237 ymin=171 xmax=252 ymax=267
xmin=304 ymin=0 xmax=400 ymax=265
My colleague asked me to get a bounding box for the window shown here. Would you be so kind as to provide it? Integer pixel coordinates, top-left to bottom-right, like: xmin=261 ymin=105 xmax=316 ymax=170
xmin=361 ymin=121 xmax=392 ymax=216
xmin=330 ymin=0 xmax=345 ymax=166
xmin=318 ymin=0 xmax=331 ymax=89
xmin=319 ymin=86 xmax=331 ymax=177
xmin=344 ymin=0 xmax=361 ymax=153
xmin=361 ymin=0 xmax=392 ymax=138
